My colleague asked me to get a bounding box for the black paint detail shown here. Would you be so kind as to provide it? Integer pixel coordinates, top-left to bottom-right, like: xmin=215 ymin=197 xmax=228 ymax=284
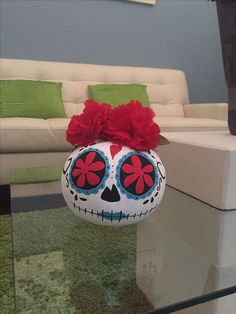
xmin=143 ymin=200 xmax=149 ymax=205
xmin=101 ymin=185 xmax=121 ymax=202
xmin=151 ymin=197 xmax=154 ymax=203
xmin=70 ymin=190 xmax=74 ymax=194
xmin=74 ymin=195 xmax=78 ymax=201
xmin=63 ymin=157 xmax=72 ymax=174
xmin=79 ymin=197 xmax=87 ymax=201
xmin=157 ymin=161 xmax=165 ymax=179
xmin=66 ymin=174 xmax=69 ymax=188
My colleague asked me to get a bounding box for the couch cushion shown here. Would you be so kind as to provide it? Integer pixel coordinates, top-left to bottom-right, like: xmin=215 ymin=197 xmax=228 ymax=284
xmin=0 ymin=118 xmax=71 ymax=153
xmin=0 ymin=80 xmax=66 ymax=118
xmin=88 ymin=83 xmax=150 ymax=107
xmin=0 ymin=116 xmax=228 ymax=154
xmin=154 ymin=117 xmax=228 ymax=132
xmin=1 ymin=59 xmax=190 ymax=109
xmin=150 ymin=103 xmax=185 ymax=117
xmin=63 ymin=102 xmax=84 ymax=118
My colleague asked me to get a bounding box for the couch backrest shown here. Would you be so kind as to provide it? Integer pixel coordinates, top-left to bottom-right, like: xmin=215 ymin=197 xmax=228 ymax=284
xmin=0 ymin=58 xmax=189 ymax=118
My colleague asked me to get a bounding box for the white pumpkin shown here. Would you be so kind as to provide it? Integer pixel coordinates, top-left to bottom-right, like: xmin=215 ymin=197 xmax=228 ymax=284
xmin=61 ymin=141 xmax=166 ymax=226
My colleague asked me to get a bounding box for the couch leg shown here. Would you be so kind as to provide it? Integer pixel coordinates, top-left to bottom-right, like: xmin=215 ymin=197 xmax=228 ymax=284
xmin=0 ymin=185 xmax=11 ymax=214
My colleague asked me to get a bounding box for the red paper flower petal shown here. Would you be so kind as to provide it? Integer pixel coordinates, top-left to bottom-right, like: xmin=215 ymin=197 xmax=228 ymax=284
xmin=103 ymin=100 xmax=160 ymax=151
xmin=66 ymin=100 xmax=112 ymax=147
xmin=66 ymin=98 xmax=161 ymax=151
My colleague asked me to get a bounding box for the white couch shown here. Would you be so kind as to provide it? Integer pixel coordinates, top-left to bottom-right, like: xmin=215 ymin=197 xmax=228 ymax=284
xmin=0 ymin=58 xmax=228 ymax=184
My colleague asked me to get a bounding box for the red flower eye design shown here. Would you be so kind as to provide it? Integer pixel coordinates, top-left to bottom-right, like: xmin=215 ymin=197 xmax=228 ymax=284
xmin=117 ymin=153 xmax=158 ymax=199
xmin=70 ymin=149 xmax=108 ymax=193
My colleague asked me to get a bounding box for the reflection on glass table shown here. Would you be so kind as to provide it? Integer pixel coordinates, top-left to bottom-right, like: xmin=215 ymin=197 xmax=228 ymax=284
xmin=8 ymin=166 xmax=236 ymax=314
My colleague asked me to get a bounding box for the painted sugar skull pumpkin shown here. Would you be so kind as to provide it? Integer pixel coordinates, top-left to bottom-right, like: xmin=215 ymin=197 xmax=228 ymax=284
xmin=61 ymin=141 xmax=166 ymax=226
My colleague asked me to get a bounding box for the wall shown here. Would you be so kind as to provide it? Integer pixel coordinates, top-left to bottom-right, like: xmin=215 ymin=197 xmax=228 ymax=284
xmin=0 ymin=0 xmax=227 ymax=103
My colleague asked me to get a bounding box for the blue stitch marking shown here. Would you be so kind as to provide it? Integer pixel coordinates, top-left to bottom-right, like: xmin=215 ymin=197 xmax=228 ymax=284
xmin=98 ymin=211 xmax=128 ymax=221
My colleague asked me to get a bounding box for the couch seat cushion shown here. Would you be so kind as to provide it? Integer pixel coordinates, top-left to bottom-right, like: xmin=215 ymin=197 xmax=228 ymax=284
xmin=0 ymin=116 xmax=228 ymax=154
xmin=154 ymin=117 xmax=228 ymax=132
xmin=0 ymin=118 xmax=71 ymax=153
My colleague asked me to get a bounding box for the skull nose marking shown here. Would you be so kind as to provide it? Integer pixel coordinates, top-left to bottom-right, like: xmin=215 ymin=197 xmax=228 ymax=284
xmin=101 ymin=184 xmax=121 ymax=202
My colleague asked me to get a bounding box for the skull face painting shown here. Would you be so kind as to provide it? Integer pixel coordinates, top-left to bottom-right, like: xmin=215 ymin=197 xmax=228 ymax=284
xmin=61 ymin=141 xmax=166 ymax=226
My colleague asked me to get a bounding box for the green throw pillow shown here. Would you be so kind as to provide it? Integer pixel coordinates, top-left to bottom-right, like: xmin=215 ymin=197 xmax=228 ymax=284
xmin=88 ymin=84 xmax=150 ymax=107
xmin=0 ymin=80 xmax=66 ymax=118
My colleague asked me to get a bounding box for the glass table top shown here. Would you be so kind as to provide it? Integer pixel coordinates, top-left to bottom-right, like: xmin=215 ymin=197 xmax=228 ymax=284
xmin=6 ymin=166 xmax=236 ymax=313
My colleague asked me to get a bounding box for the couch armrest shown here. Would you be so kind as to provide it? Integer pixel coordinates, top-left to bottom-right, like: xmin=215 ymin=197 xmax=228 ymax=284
xmin=183 ymin=103 xmax=228 ymax=121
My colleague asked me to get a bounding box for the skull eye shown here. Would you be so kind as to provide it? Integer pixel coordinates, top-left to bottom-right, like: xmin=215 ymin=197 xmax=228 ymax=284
xmin=69 ymin=148 xmax=110 ymax=195
xmin=116 ymin=152 xmax=159 ymax=199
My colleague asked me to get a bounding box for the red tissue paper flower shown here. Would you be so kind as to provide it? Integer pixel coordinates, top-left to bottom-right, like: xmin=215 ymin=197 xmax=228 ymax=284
xmin=66 ymin=99 xmax=112 ymax=147
xmin=103 ymin=100 xmax=160 ymax=151
xmin=66 ymin=99 xmax=160 ymax=151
